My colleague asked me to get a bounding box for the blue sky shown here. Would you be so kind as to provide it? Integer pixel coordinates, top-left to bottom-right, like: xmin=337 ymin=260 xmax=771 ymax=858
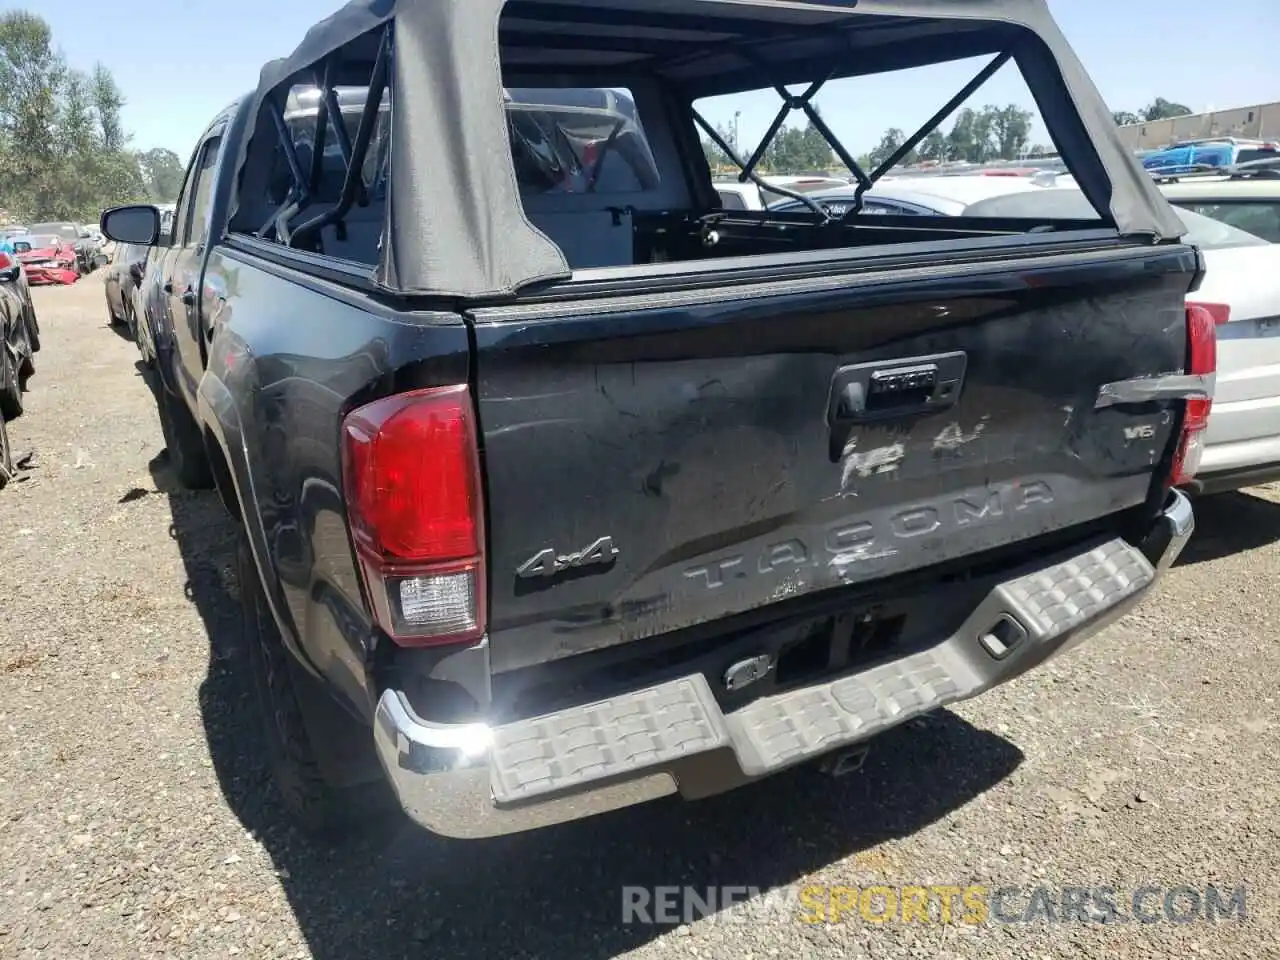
xmin=6 ymin=0 xmax=1278 ymax=162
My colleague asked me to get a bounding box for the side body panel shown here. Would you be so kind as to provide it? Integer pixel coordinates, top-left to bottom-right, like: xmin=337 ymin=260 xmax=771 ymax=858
xmin=102 ymin=263 xmax=122 ymax=319
xmin=196 ymin=247 xmax=471 ymax=717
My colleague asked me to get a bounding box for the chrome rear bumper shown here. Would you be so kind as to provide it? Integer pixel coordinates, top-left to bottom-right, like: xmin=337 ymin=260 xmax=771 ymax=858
xmin=374 ymin=489 xmax=1193 ymax=839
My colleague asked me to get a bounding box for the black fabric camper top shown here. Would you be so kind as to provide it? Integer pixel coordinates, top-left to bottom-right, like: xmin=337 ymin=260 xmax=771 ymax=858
xmin=230 ymin=0 xmax=1187 ymax=298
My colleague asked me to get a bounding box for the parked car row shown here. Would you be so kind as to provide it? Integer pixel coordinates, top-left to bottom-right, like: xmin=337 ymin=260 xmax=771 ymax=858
xmin=0 ymin=220 xmax=109 ymax=285
xmin=0 ymin=231 xmax=42 ymax=489
xmin=0 ymin=215 xmax=131 ymax=489
xmin=102 ymin=241 xmax=148 ymax=344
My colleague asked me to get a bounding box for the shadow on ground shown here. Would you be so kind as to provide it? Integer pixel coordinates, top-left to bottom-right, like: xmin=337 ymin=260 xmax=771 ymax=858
xmin=1176 ymin=488 xmax=1280 ymax=566
xmin=106 ymin=318 xmax=134 ymax=344
xmin=144 ymin=414 xmax=1024 ymax=959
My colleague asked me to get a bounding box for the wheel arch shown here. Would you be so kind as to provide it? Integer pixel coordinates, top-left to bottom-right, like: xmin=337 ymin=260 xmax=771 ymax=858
xmin=197 ymin=370 xmax=318 ymax=678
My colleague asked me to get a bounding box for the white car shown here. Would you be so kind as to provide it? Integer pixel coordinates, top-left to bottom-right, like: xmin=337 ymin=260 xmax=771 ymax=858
xmin=713 ymin=175 xmax=854 ymax=211
xmin=964 ymin=186 xmax=1280 ymax=495
xmin=1037 ymin=168 xmax=1280 ymax=244
xmin=1159 ymin=178 xmax=1280 ymax=245
xmin=764 ymin=174 xmax=1041 ymax=217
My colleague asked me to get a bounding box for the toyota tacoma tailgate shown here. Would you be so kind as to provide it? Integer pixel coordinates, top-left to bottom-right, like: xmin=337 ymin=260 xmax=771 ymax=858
xmin=471 ymin=244 xmax=1196 ymax=675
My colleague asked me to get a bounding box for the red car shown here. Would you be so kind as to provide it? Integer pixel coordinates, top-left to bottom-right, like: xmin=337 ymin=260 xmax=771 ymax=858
xmin=13 ymin=233 xmax=79 ymax=285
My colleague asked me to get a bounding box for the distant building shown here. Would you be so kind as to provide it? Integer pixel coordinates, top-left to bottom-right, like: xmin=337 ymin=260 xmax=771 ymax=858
xmin=1116 ymin=101 xmax=1280 ymax=151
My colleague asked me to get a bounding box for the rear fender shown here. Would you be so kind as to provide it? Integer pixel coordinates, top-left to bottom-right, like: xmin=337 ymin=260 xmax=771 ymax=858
xmin=197 ymin=370 xmax=314 ymax=677
xmin=152 ymin=319 xmax=184 ymax=398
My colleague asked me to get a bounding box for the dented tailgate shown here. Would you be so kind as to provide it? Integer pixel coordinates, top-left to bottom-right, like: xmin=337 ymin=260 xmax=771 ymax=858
xmin=470 ymin=243 xmax=1197 ymax=673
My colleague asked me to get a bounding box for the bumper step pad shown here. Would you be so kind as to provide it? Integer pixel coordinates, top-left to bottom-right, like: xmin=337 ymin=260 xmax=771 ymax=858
xmin=491 ymin=676 xmax=730 ymax=805
xmin=490 ymin=537 xmax=1155 ymax=805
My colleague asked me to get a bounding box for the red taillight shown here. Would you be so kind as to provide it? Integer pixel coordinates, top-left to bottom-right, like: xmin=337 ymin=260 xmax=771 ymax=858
xmin=1169 ymin=303 xmax=1222 ymax=487
xmin=1189 ymin=301 xmax=1230 ymax=330
xmin=341 ymin=385 xmax=486 ymax=646
xmin=0 ymin=252 xmax=13 ymax=269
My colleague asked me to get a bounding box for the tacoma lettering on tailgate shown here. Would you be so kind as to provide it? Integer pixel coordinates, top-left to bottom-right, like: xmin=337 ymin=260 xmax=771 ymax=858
xmin=683 ymin=479 xmax=1055 ymax=590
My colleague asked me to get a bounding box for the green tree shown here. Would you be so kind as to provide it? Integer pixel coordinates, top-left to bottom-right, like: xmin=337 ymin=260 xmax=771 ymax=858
xmin=985 ymin=104 xmax=1033 ymax=160
xmin=55 ymin=69 xmax=96 ymax=217
xmin=0 ymin=11 xmax=158 ymax=222
xmin=868 ymin=127 xmax=911 ymax=170
xmin=700 ymin=123 xmax=737 ymax=175
xmin=0 ymin=11 xmax=65 ymax=220
xmin=138 ymin=147 xmax=185 ymax=202
xmin=917 ymin=130 xmax=948 ymax=162
xmin=90 ymin=62 xmax=124 ymax=151
xmin=798 ymin=116 xmax=833 ymax=172
xmin=1112 ymin=110 xmax=1141 ymax=126
xmin=1141 ymin=98 xmax=1192 ymax=122
xmin=758 ymin=122 xmax=831 ymax=174
xmin=947 ymin=108 xmax=990 ymax=163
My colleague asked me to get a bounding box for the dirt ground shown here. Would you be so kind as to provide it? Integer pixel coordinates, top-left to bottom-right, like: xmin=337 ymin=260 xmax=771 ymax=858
xmin=1 ymin=278 xmax=1278 ymax=959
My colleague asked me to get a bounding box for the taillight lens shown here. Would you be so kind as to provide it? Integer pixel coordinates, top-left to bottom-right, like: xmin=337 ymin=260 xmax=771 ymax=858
xmin=341 ymin=385 xmax=486 ymax=646
xmin=1169 ymin=302 xmax=1223 ymax=486
xmin=0 ymin=252 xmax=13 ymax=269
xmin=1189 ymin=301 xmax=1230 ymax=330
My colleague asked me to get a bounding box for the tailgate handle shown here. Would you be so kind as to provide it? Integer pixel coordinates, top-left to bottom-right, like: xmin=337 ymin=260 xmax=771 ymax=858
xmin=829 ymin=351 xmax=967 ymax=426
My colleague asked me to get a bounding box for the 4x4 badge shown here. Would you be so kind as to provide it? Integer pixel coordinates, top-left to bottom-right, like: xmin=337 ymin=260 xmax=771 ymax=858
xmin=516 ymin=536 xmax=619 ymax=579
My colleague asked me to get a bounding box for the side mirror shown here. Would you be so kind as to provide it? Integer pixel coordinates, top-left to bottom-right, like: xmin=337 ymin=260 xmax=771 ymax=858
xmin=100 ymin=205 xmax=163 ymax=246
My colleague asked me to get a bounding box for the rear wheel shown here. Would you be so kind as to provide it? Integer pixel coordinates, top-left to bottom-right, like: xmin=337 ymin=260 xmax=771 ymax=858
xmin=135 ymin=310 xmax=155 ymax=368
xmin=0 ymin=346 xmax=23 ymax=421
xmin=155 ymin=387 xmax=213 ymax=489
xmin=24 ymin=302 xmax=38 ymax=353
xmin=16 ymin=322 xmax=33 ymax=392
xmin=0 ymin=414 xmax=12 ymax=490
xmin=238 ymin=533 xmax=381 ymax=837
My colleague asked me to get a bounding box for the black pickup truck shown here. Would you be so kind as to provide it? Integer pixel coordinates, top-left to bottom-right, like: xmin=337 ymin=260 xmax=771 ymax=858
xmin=102 ymin=0 xmax=1209 ymax=839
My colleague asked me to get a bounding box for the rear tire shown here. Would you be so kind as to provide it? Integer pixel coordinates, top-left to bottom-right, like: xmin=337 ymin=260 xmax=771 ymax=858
xmin=156 ymin=387 xmax=213 ymax=489
xmin=0 ymin=415 xmax=12 ymax=490
xmin=17 ymin=323 xmax=33 ymax=393
xmin=136 ymin=317 xmax=155 ymax=368
xmin=0 ymin=346 xmax=23 ymax=421
xmin=24 ymin=304 xmax=39 ymax=353
xmin=238 ymin=533 xmax=378 ymax=837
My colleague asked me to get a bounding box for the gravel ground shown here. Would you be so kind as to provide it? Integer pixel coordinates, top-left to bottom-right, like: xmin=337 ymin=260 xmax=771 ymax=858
xmin=2 ymin=278 xmax=1279 ymax=960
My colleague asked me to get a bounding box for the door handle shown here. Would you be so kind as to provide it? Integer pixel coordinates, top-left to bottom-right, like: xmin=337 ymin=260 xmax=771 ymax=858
xmin=181 ymin=289 xmax=196 ymax=306
xmin=828 ymin=351 xmax=967 ymax=427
